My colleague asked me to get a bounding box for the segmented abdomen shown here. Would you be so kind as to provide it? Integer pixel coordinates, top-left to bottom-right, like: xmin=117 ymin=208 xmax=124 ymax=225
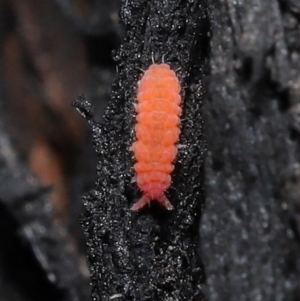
xmin=131 ymin=63 xmax=181 ymax=211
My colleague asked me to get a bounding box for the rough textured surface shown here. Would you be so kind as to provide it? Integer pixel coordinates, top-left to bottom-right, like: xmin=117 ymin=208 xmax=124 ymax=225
xmin=201 ymin=1 xmax=300 ymax=301
xmin=74 ymin=0 xmax=209 ymax=300
xmin=2 ymin=0 xmax=300 ymax=300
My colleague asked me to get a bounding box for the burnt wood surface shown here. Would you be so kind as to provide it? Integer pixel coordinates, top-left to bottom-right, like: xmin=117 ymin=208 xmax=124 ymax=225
xmin=0 ymin=0 xmax=300 ymax=301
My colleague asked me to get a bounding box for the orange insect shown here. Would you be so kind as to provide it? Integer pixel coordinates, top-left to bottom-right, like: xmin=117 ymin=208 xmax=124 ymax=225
xmin=130 ymin=63 xmax=181 ymax=211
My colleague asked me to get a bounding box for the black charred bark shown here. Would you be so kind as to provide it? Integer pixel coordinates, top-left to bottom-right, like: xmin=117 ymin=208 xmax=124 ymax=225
xmin=74 ymin=1 xmax=209 ymax=300
xmin=201 ymin=1 xmax=300 ymax=301
xmin=2 ymin=0 xmax=298 ymax=300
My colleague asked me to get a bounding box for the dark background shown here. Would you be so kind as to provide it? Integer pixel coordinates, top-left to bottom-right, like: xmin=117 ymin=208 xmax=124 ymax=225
xmin=0 ymin=0 xmax=299 ymax=301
